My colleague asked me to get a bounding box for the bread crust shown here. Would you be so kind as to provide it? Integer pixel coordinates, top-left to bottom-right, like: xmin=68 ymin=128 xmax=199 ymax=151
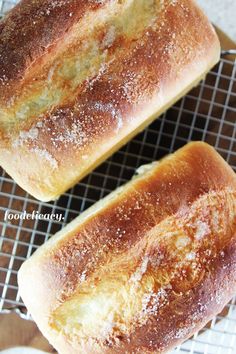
xmin=0 ymin=0 xmax=220 ymax=201
xmin=18 ymin=142 xmax=236 ymax=354
xmin=0 ymin=0 xmax=107 ymax=98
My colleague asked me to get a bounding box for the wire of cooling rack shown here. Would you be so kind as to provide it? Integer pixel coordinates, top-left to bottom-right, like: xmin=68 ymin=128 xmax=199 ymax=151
xmin=0 ymin=1 xmax=236 ymax=353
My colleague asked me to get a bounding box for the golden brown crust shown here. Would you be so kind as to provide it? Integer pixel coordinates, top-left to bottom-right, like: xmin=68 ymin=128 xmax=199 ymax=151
xmin=0 ymin=0 xmax=220 ymax=201
xmin=0 ymin=0 xmax=108 ymax=100
xmin=18 ymin=142 xmax=236 ymax=354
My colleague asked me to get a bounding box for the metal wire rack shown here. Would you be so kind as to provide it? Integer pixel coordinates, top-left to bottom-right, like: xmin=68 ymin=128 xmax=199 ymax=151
xmin=0 ymin=1 xmax=236 ymax=353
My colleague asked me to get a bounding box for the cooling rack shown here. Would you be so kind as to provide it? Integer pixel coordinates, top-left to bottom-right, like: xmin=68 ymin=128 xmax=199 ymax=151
xmin=0 ymin=1 xmax=236 ymax=353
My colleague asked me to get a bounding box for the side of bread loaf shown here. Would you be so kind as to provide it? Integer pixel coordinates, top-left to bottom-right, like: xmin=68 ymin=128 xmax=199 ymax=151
xmin=0 ymin=0 xmax=220 ymax=201
xmin=18 ymin=142 xmax=236 ymax=354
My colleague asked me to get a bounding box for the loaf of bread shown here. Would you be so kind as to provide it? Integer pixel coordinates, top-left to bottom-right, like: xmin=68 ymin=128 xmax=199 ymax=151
xmin=0 ymin=0 xmax=220 ymax=201
xmin=18 ymin=142 xmax=236 ymax=354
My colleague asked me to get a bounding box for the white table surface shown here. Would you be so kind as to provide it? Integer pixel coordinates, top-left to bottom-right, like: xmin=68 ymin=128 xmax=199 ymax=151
xmin=197 ymin=0 xmax=236 ymax=41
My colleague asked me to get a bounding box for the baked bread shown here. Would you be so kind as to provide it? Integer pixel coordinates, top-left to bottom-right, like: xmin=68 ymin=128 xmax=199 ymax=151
xmin=0 ymin=0 xmax=220 ymax=201
xmin=18 ymin=142 xmax=236 ymax=354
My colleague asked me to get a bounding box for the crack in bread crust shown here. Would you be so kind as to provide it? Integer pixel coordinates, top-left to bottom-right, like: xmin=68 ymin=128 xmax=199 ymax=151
xmin=49 ymin=190 xmax=236 ymax=348
xmin=1 ymin=0 xmax=162 ymax=130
